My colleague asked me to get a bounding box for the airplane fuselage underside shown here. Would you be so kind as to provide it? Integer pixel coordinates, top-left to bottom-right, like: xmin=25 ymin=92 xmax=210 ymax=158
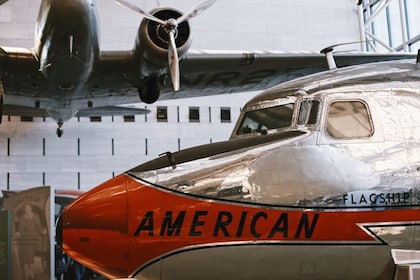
xmin=36 ymin=0 xmax=99 ymax=82
xmin=136 ymin=245 xmax=395 ymax=280
xmin=34 ymin=0 xmax=99 ymax=121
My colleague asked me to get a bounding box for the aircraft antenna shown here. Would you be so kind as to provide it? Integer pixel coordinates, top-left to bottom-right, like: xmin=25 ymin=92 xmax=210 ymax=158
xmin=159 ymin=151 xmax=176 ymax=169
xmin=320 ymin=41 xmax=372 ymax=70
xmin=320 ymin=46 xmax=337 ymax=70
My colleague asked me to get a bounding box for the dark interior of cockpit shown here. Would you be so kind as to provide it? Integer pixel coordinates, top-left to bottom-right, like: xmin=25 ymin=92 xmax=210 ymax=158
xmin=237 ymin=103 xmax=294 ymax=135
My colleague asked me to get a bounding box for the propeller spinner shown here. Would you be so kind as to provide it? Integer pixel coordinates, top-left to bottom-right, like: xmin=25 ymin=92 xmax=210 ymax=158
xmin=115 ymin=0 xmax=217 ymax=91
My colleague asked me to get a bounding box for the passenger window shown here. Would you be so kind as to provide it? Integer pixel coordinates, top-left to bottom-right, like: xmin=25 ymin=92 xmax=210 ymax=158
xmin=326 ymin=100 xmax=373 ymax=139
xmin=298 ymin=99 xmax=320 ymax=125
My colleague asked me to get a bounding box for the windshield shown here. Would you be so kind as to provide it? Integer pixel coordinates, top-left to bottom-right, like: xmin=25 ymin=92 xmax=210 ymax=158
xmin=237 ymin=103 xmax=294 ymax=135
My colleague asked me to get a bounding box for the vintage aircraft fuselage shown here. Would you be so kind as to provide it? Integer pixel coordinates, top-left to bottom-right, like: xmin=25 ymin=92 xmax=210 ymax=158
xmin=59 ymin=58 xmax=420 ymax=279
xmin=31 ymin=0 xmax=99 ymax=122
xmin=35 ymin=0 xmax=99 ymax=89
xmin=1 ymin=0 xmax=194 ymax=133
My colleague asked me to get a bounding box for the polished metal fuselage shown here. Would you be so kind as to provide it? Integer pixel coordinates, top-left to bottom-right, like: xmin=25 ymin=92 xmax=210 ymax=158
xmin=127 ymin=59 xmax=420 ymax=279
xmin=60 ymin=59 xmax=420 ymax=280
xmin=133 ymin=60 xmax=420 ymax=208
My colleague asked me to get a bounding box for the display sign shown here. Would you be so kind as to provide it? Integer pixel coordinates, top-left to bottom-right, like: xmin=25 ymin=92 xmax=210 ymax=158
xmin=2 ymin=187 xmax=53 ymax=280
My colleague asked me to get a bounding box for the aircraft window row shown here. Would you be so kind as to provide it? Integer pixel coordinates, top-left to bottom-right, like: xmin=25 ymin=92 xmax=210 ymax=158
xmin=88 ymin=116 xmax=135 ymax=122
xmin=326 ymin=100 xmax=373 ymax=139
xmin=16 ymin=107 xmax=232 ymax=123
xmin=237 ymin=103 xmax=294 ymax=135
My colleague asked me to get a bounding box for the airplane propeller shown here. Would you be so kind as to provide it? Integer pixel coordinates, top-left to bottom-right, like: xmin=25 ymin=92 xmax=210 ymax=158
xmin=115 ymin=0 xmax=217 ymax=91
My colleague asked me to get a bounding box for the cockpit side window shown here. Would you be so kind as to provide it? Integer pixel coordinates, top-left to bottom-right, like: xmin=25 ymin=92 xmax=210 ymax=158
xmin=326 ymin=100 xmax=374 ymax=139
xmin=298 ymin=99 xmax=320 ymax=126
xmin=237 ymin=103 xmax=294 ymax=135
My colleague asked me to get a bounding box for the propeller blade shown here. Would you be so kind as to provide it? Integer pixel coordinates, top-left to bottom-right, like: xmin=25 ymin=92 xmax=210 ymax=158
xmin=177 ymin=0 xmax=217 ymax=23
xmin=116 ymin=0 xmax=217 ymax=92
xmin=168 ymin=30 xmax=180 ymax=91
xmin=115 ymin=0 xmax=166 ymax=26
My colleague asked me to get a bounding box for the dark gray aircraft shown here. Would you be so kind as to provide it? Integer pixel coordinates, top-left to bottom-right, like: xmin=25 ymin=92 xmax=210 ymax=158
xmin=0 ymin=0 xmax=415 ymax=136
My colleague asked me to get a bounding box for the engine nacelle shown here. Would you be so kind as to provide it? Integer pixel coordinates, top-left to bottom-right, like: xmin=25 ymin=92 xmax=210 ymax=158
xmin=134 ymin=8 xmax=192 ymax=78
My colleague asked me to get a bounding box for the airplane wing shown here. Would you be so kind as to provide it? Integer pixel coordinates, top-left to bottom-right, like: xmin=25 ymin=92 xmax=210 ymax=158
xmin=0 ymin=47 xmax=44 ymax=102
xmin=0 ymin=47 xmax=51 ymax=119
xmin=159 ymin=50 xmax=417 ymax=99
xmin=2 ymin=104 xmax=149 ymax=118
xmin=0 ymin=48 xmax=148 ymax=118
xmin=1 ymin=47 xmax=416 ymax=118
xmin=3 ymin=104 xmax=49 ymax=117
xmin=90 ymin=50 xmax=416 ymax=101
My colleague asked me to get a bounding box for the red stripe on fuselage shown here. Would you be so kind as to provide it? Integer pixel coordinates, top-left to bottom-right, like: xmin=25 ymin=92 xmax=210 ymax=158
xmin=125 ymin=175 xmax=420 ymax=274
xmin=62 ymin=174 xmax=420 ymax=278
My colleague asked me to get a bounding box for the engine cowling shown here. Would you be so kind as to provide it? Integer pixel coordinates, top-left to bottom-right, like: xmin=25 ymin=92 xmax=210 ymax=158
xmin=134 ymin=8 xmax=192 ymax=88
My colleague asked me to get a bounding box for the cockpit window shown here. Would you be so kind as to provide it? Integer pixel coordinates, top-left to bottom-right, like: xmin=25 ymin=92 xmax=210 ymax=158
xmin=298 ymin=99 xmax=320 ymax=125
xmin=237 ymin=103 xmax=294 ymax=135
xmin=326 ymin=100 xmax=373 ymax=139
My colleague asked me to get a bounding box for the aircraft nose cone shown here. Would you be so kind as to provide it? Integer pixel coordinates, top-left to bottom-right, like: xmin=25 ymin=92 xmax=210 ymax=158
xmin=61 ymin=174 xmax=130 ymax=278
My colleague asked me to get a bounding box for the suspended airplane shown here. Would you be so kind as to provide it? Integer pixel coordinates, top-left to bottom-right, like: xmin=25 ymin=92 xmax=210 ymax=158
xmin=0 ymin=0 xmax=416 ymax=137
xmin=57 ymin=50 xmax=420 ymax=279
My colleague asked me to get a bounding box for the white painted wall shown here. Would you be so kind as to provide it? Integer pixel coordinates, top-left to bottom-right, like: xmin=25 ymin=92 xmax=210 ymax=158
xmin=0 ymin=0 xmax=403 ymax=191
xmin=0 ymin=91 xmax=256 ymax=191
xmin=0 ymin=0 xmax=361 ymax=51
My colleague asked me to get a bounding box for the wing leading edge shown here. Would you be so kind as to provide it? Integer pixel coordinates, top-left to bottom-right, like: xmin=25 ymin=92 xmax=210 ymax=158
xmin=159 ymin=51 xmax=417 ymax=99
xmin=1 ymin=47 xmax=416 ymax=119
xmin=85 ymin=50 xmax=417 ymax=102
